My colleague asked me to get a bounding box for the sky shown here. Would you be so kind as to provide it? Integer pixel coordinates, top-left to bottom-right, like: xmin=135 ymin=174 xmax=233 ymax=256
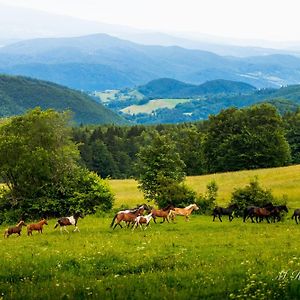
xmin=0 ymin=0 xmax=300 ymax=42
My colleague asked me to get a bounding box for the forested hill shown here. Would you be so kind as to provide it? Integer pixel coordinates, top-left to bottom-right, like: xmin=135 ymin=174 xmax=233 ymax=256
xmin=138 ymin=78 xmax=257 ymax=99
xmin=0 ymin=74 xmax=126 ymax=124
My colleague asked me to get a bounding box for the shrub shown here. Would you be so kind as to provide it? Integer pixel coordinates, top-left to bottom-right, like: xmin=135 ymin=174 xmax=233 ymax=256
xmin=230 ymin=177 xmax=274 ymax=216
xmin=196 ymin=180 xmax=218 ymax=215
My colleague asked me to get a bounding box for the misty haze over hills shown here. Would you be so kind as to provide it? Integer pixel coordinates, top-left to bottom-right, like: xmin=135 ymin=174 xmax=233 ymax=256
xmin=1 ymin=3 xmax=300 ymax=58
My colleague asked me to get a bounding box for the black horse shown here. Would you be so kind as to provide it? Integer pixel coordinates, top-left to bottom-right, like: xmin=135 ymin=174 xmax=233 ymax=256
xmin=212 ymin=204 xmax=238 ymax=222
xmin=271 ymin=205 xmax=288 ymax=222
xmin=292 ymin=209 xmax=300 ymax=224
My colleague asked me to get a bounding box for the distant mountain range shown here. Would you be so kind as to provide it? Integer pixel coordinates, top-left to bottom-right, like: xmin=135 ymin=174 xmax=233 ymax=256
xmin=1 ymin=34 xmax=300 ymax=91
xmin=0 ymin=74 xmax=126 ymax=125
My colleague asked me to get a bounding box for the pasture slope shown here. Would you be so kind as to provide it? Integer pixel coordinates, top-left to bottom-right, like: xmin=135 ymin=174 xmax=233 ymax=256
xmin=0 ymin=165 xmax=300 ymax=300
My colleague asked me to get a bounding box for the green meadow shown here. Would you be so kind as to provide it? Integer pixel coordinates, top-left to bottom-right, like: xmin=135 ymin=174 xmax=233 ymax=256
xmin=1 ymin=165 xmax=300 ymax=300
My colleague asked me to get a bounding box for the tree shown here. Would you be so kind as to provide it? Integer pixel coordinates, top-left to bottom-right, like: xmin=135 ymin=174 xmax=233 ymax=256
xmin=203 ymin=104 xmax=291 ymax=173
xmin=0 ymin=108 xmax=114 ymax=222
xmin=136 ymin=132 xmax=186 ymax=207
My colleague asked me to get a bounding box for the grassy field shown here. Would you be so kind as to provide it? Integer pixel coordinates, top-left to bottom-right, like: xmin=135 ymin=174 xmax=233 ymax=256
xmin=110 ymin=164 xmax=300 ymax=209
xmin=121 ymin=98 xmax=190 ymax=115
xmin=1 ymin=165 xmax=300 ymax=300
xmin=1 ymin=216 xmax=300 ymax=299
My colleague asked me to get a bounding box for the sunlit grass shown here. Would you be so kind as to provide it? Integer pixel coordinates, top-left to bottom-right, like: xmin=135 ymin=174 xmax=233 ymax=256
xmin=110 ymin=165 xmax=300 ymax=208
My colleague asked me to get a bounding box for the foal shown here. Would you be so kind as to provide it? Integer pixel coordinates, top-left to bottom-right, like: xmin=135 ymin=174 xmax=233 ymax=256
xmin=27 ymin=219 xmax=48 ymax=236
xmin=133 ymin=213 xmax=153 ymax=230
xmin=4 ymin=220 xmax=27 ymax=238
xmin=151 ymin=204 xmax=174 ymax=224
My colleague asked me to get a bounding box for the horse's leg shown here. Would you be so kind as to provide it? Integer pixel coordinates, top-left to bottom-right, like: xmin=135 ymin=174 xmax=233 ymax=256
xmin=266 ymin=217 xmax=270 ymax=223
xmin=160 ymin=218 xmax=165 ymax=224
xmin=153 ymin=216 xmax=157 ymax=224
xmin=218 ymin=214 xmax=222 ymax=222
xmin=297 ymin=216 xmax=299 ymax=224
xmin=213 ymin=214 xmax=216 ymax=221
xmin=64 ymin=226 xmax=69 ymax=233
xmin=60 ymin=226 xmax=63 ymax=234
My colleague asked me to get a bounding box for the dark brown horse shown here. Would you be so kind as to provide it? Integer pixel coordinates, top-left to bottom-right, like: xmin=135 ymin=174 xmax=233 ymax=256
xmin=111 ymin=205 xmax=145 ymax=229
xmin=27 ymin=219 xmax=48 ymax=236
xmin=292 ymin=209 xmax=300 ymax=224
xmin=151 ymin=204 xmax=174 ymax=223
xmin=4 ymin=220 xmax=27 ymax=238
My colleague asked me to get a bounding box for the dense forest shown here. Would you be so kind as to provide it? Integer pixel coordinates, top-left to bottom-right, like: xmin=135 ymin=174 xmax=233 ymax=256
xmin=73 ymin=103 xmax=300 ymax=179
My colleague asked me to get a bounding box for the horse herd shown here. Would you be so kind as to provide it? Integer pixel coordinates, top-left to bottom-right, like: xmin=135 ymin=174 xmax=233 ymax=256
xmin=212 ymin=202 xmax=299 ymax=224
xmin=3 ymin=212 xmax=83 ymax=238
xmin=3 ymin=202 xmax=300 ymax=238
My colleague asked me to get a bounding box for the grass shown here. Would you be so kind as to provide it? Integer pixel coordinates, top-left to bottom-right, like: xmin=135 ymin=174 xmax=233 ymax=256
xmin=110 ymin=164 xmax=300 ymax=208
xmin=1 ymin=164 xmax=300 ymax=299
xmin=121 ymin=98 xmax=190 ymax=115
xmin=1 ymin=216 xmax=300 ymax=299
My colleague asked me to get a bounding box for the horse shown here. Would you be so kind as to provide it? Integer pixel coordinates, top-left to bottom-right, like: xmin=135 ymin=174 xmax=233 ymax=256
xmin=132 ymin=213 xmax=153 ymax=230
xmin=270 ymin=205 xmax=288 ymax=222
xmin=169 ymin=204 xmax=199 ymax=221
xmin=27 ymin=219 xmax=48 ymax=236
xmin=243 ymin=203 xmax=275 ymax=223
xmin=151 ymin=204 xmax=174 ymax=223
xmin=292 ymin=209 xmax=300 ymax=224
xmin=110 ymin=205 xmax=145 ymax=229
xmin=212 ymin=204 xmax=238 ymax=222
xmin=4 ymin=220 xmax=27 ymax=238
xmin=54 ymin=212 xmax=84 ymax=233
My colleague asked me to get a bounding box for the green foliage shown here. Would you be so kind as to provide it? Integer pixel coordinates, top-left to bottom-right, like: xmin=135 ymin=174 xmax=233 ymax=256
xmin=0 ymin=74 xmax=126 ymax=124
xmin=0 ymin=108 xmax=114 ymax=223
xmin=203 ymin=104 xmax=291 ymax=173
xmin=230 ymin=177 xmax=275 ymax=215
xmin=135 ymin=132 xmax=186 ymax=206
xmin=196 ymin=180 xmax=218 ymax=214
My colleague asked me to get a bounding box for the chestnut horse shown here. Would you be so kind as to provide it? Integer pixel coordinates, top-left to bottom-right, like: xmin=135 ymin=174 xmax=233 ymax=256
xmin=27 ymin=219 xmax=48 ymax=236
xmin=111 ymin=205 xmax=145 ymax=230
xmin=151 ymin=204 xmax=174 ymax=223
xmin=169 ymin=204 xmax=199 ymax=221
xmin=4 ymin=220 xmax=27 ymax=238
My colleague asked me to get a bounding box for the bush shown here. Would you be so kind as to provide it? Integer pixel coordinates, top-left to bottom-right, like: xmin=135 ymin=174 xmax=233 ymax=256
xmin=156 ymin=182 xmax=197 ymax=208
xmin=196 ymin=180 xmax=218 ymax=215
xmin=230 ymin=177 xmax=274 ymax=216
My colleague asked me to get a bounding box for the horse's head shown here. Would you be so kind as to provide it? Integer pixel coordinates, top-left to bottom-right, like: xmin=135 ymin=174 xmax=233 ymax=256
xmin=42 ymin=219 xmax=48 ymax=225
xmin=17 ymin=220 xmax=27 ymax=227
xmin=74 ymin=212 xmax=84 ymax=220
xmin=191 ymin=204 xmax=199 ymax=211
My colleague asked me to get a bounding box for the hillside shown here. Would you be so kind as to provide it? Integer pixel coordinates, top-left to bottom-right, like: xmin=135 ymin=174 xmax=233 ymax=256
xmin=113 ymin=84 xmax=300 ymax=124
xmin=137 ymin=78 xmax=256 ymax=99
xmin=0 ymin=74 xmax=126 ymax=125
xmin=1 ymin=34 xmax=300 ymax=90
xmin=109 ymin=164 xmax=300 ymax=208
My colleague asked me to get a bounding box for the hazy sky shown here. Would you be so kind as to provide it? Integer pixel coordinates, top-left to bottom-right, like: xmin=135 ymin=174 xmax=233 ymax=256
xmin=1 ymin=0 xmax=300 ymax=42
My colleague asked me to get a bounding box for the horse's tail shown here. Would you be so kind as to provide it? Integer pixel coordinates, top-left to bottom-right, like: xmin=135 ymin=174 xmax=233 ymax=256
xmin=110 ymin=214 xmax=118 ymax=228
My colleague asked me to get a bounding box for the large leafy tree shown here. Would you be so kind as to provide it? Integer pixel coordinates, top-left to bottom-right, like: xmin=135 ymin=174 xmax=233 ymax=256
xmin=203 ymin=104 xmax=291 ymax=173
xmin=0 ymin=108 xmax=114 ymax=222
xmin=136 ymin=132 xmax=190 ymax=207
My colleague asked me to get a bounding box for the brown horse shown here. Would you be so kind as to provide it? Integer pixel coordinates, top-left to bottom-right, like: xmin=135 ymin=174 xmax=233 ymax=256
xmin=27 ymin=219 xmax=48 ymax=236
xmin=252 ymin=207 xmax=273 ymax=223
xmin=110 ymin=206 xmax=145 ymax=230
xmin=151 ymin=204 xmax=174 ymax=223
xmin=169 ymin=204 xmax=199 ymax=221
xmin=4 ymin=220 xmax=27 ymax=238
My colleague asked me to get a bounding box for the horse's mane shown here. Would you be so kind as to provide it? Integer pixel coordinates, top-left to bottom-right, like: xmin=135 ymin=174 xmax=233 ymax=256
xmin=185 ymin=204 xmax=196 ymax=209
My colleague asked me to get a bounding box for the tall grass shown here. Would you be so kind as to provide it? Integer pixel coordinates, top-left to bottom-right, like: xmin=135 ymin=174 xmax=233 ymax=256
xmin=111 ymin=165 xmax=300 ymax=208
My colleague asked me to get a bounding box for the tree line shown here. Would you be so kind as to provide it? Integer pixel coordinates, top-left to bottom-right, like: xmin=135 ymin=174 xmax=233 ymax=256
xmin=73 ymin=103 xmax=300 ymax=179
